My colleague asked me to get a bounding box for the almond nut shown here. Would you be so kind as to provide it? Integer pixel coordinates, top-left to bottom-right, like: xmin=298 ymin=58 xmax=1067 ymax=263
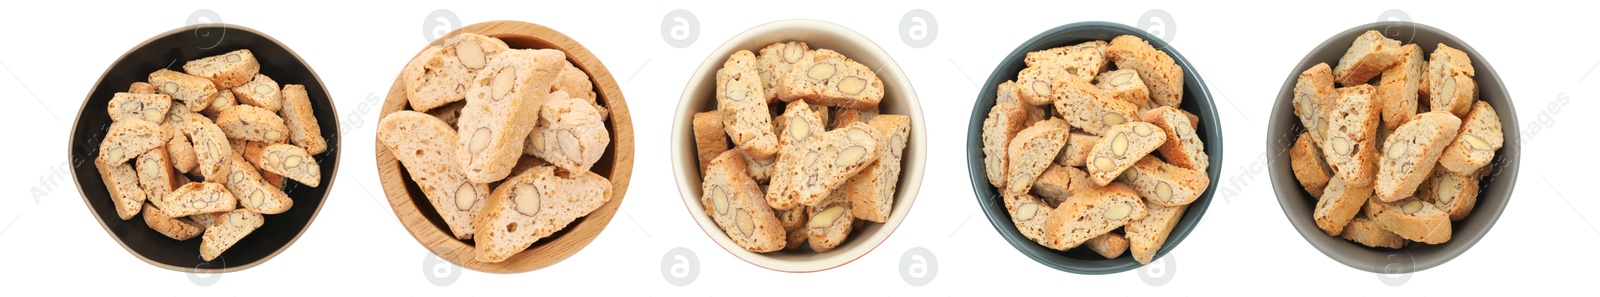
xmin=455 ymin=39 xmax=487 ymax=69
xmin=782 ymin=44 xmax=805 ymax=63
xmin=1133 ymin=123 xmax=1153 ymax=136
xmin=807 ymin=63 xmax=836 ymax=80
xmin=254 ymin=84 xmax=273 ymax=95
xmin=513 ymin=182 xmax=540 ymax=217
xmin=1120 ymin=167 xmax=1139 ymax=181
xmin=1328 ymin=136 xmax=1351 ymax=155
xmin=846 ymin=128 xmax=874 ymax=144
xmin=491 ymin=66 xmax=516 ymax=99
xmin=469 ymin=127 xmax=492 ymax=154
xmin=530 ymin=130 xmax=546 ymax=151
xmin=265 ymin=130 xmax=282 ymax=142
xmin=1401 ymin=199 xmax=1422 ymax=214
xmin=726 ymin=87 xmax=748 ymax=101
xmin=1104 ymin=203 xmax=1132 ymax=220
xmin=757 ymin=69 xmax=773 ymax=87
xmin=709 ymin=185 xmax=729 ymax=215
xmin=1387 ymin=141 xmax=1407 ymax=160
xmin=838 ymin=76 xmax=867 ymax=95
xmin=106 ymin=147 xmax=124 ymax=163
xmin=162 ymin=82 xmax=178 ymax=94
xmin=228 ymin=211 xmax=247 ymax=227
xmin=788 ymin=119 xmax=811 ymax=141
xmin=1016 ymin=202 xmax=1039 ymax=221
xmin=836 ymin=146 xmax=868 ymax=167
xmin=212 ymin=94 xmax=228 ymax=107
xmin=225 ymin=54 xmax=241 ymax=63
xmin=1440 ymin=75 xmax=1457 ymax=102
xmin=1437 ymin=174 xmax=1459 ymax=204
xmin=1109 ymin=72 xmax=1134 ymax=86
xmin=1155 ymin=181 xmax=1173 ymax=202
xmin=890 ymin=134 xmax=906 ymax=153
xmin=1030 ymin=80 xmax=1051 ymax=97
xmin=559 ymin=129 xmax=581 ymax=161
xmin=454 ymin=181 xmax=476 ymax=211
xmin=1461 ymin=134 xmax=1490 ymax=150
xmin=1110 ymin=133 xmax=1129 ymax=157
xmin=1102 ymin=112 xmax=1125 ymax=127
xmin=248 ymin=189 xmax=264 ymax=208
xmin=735 ymin=210 xmax=754 ymax=237
xmin=808 ymin=206 xmax=845 ymax=229
xmin=1093 ymin=156 xmax=1115 ymax=172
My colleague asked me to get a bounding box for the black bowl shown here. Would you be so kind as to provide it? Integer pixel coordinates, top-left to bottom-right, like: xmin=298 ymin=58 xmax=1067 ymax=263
xmin=69 ymin=24 xmax=339 ymax=272
xmin=965 ymin=21 xmax=1222 ymax=275
xmin=1268 ymin=22 xmax=1518 ymax=273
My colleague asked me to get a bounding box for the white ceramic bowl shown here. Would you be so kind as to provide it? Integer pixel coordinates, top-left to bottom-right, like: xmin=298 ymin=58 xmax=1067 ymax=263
xmin=671 ymin=19 xmax=926 ymax=272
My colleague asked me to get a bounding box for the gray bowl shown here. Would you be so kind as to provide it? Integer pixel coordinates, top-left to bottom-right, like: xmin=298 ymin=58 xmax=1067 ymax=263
xmin=965 ymin=22 xmax=1222 ymax=275
xmin=1268 ymin=22 xmax=1518 ymax=274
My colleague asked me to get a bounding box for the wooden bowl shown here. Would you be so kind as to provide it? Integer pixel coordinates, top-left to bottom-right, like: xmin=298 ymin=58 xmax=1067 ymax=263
xmin=671 ymin=20 xmax=927 ymax=272
xmin=378 ymin=20 xmax=633 ymax=273
xmin=69 ymin=24 xmax=341 ymax=272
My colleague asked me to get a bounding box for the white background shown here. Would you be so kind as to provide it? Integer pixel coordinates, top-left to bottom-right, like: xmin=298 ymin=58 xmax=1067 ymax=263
xmin=1 ymin=0 xmax=1594 ymax=295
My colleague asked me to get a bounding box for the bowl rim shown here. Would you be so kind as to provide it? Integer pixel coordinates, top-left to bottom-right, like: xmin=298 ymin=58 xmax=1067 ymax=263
xmin=964 ymin=21 xmax=1222 ymax=275
xmin=68 ymin=23 xmax=341 ymax=273
xmin=1267 ymin=21 xmax=1518 ymax=274
xmin=670 ymin=19 xmax=927 ymax=273
xmin=375 ymin=20 xmax=635 ymax=274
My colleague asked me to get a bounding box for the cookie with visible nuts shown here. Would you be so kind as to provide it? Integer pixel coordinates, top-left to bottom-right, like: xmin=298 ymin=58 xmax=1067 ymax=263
xmin=1142 ymin=106 xmax=1209 ymax=171
xmin=1289 ymin=132 xmax=1333 ymax=197
xmin=1364 ymin=196 xmax=1451 ymax=244
xmin=108 ymin=93 xmax=172 ymax=124
xmin=995 ymin=80 xmax=1046 ymax=124
xmin=472 ymin=165 xmax=612 ymax=262
xmin=1332 ymin=30 xmax=1401 ymax=86
xmin=457 ymin=49 xmax=564 ymax=183
xmin=155 ymin=182 xmax=236 ymax=218
xmin=842 ymin=114 xmax=910 ymax=223
xmin=1030 ymin=165 xmax=1090 ymax=207
xmin=1426 ymin=44 xmax=1477 ymax=117
xmin=100 ymin=119 xmax=171 ymax=164
xmin=525 ymin=92 xmax=610 ymax=174
xmin=1023 ymin=40 xmax=1109 ymax=82
xmin=231 ymin=74 xmax=284 ymax=112
xmin=1094 ymin=69 xmax=1150 ymax=107
xmin=1044 ymin=182 xmax=1147 ymax=250
xmin=403 ymin=33 xmax=512 ymax=112
xmin=702 ymin=150 xmax=786 ymax=252
xmin=255 ymin=144 xmax=321 ymax=187
xmin=199 ymin=209 xmax=263 ymax=261
xmin=95 ymin=155 xmax=147 ymax=220
xmin=1293 ymin=63 xmax=1339 ymax=147
xmin=1003 ymin=193 xmax=1062 ymax=250
xmin=1085 ymin=122 xmax=1168 ymax=186
xmin=279 ymin=84 xmax=327 ymax=155
xmin=218 ymin=153 xmax=292 ymax=215
xmin=378 ymin=111 xmax=490 ymax=240
xmin=1053 ymin=132 xmax=1099 ymax=167
xmin=149 ymin=69 xmax=218 ymax=112
xmin=1053 ymin=78 xmax=1138 ymax=136
xmin=982 ymin=104 xmax=1029 ymax=189
xmin=183 ymin=49 xmax=260 ymax=89
xmin=1016 ymin=66 xmax=1077 ymax=106
xmin=1374 ymin=112 xmax=1460 ymax=202
xmin=135 ymin=148 xmax=176 ymax=205
xmin=1004 ymin=119 xmax=1070 ymax=197
xmin=756 ymin=41 xmax=811 ymax=102
xmin=806 ymin=190 xmax=854 ymax=252
xmin=200 ymin=90 xmax=237 ymax=118
xmin=1105 ymin=35 xmax=1184 ymax=107
xmin=766 ymin=122 xmax=882 ymax=210
xmin=775 ymin=49 xmax=884 ymax=110
xmin=1438 ymin=101 xmax=1503 ymax=174
xmin=1418 ymin=168 xmax=1478 ymax=222
xmin=1313 ymin=176 xmax=1374 ymax=236
xmin=1118 ymin=156 xmax=1209 ymax=207
xmin=215 ymin=105 xmax=290 ymax=143
xmin=1321 ymin=85 xmax=1381 ymax=187
xmin=717 ymin=50 xmax=780 ymax=159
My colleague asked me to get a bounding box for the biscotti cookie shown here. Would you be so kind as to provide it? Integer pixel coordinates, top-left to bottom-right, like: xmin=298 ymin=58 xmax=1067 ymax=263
xmin=95 ymin=156 xmax=147 ymax=220
xmin=167 ymin=132 xmax=199 ymax=173
xmin=1378 ymin=44 xmax=1424 ymax=130
xmin=1085 ymin=122 xmax=1168 ymax=186
xmin=1418 ymin=168 xmax=1478 ymax=222
xmin=183 ymin=49 xmax=260 ymax=89
xmin=1321 ymin=85 xmax=1380 ymax=187
xmin=1339 ymin=216 xmax=1406 ymax=249
xmin=157 ymin=182 xmax=236 ymax=218
xmin=1016 ymin=66 xmax=1077 ymax=106
xmin=1024 ymin=40 xmax=1108 ymax=79
xmin=1375 ymin=112 xmax=1461 ymax=202
xmin=199 ymin=209 xmax=263 ymax=261
xmin=1332 ymin=30 xmax=1401 ymax=86
xmin=1004 ymin=119 xmax=1070 ymax=196
xmin=142 ymin=203 xmax=202 ymax=241
xmin=1438 ymin=101 xmax=1503 ymax=173
xmin=1313 ymin=177 xmax=1374 ymax=236
xmin=1031 ymin=164 xmax=1090 ymax=207
xmin=776 ymin=208 xmax=809 ymax=250
xmin=403 ymin=33 xmax=513 ymax=112
xmin=473 ymin=166 xmax=612 ymax=262
xmin=182 ymin=116 xmax=233 ymax=179
xmin=218 ymin=153 xmax=292 ymax=215
xmin=149 ymin=69 xmax=218 ymax=112
xmin=1054 ymin=132 xmax=1099 ymax=167
xmin=525 ymin=92 xmax=609 ymax=174
xmin=1093 ymin=69 xmax=1150 ymax=107
xmin=1126 ymin=202 xmax=1185 ymax=264
xmin=756 ymin=41 xmax=810 ymax=101
xmin=1044 ymin=183 xmax=1147 ymax=249
xmin=806 ymin=190 xmax=854 ymax=252
xmin=775 ymin=100 xmax=825 ymax=154
xmin=717 ymin=50 xmax=780 ymax=159
xmin=995 ymin=80 xmax=1046 ymax=124
xmin=982 ymin=104 xmax=1029 ymax=189
xmin=766 ymin=122 xmax=882 ymax=209
xmin=200 ymin=90 xmax=237 ymax=118
xmin=842 ymin=115 xmax=910 ymax=223
xmin=1364 ymin=196 xmax=1451 ymax=244
xmin=378 ymin=111 xmax=490 ymax=240
xmin=231 ymin=74 xmax=283 ymax=112
xmin=692 ymin=111 xmax=728 ymax=174
xmin=740 ymin=149 xmax=775 ymax=183
xmin=108 ymin=93 xmax=172 ymax=123
xmin=1105 ymin=35 xmax=1184 ymax=107
xmin=130 ymin=82 xmax=157 ymax=94
xmin=702 ymin=150 xmax=786 ymax=252
xmin=1118 ymin=156 xmax=1209 ymax=207
xmin=1289 ymin=132 xmax=1333 ymax=197
xmin=1003 ymin=193 xmax=1061 ymax=250
xmin=1426 ymin=44 xmax=1477 ymax=117
xmin=1054 ymin=78 xmax=1138 ymax=136
xmin=457 ymin=49 xmax=563 ymax=183
xmin=279 ymin=84 xmax=327 ymax=155
xmin=100 ymin=120 xmax=170 ymax=165
xmin=135 ymin=148 xmax=176 ymax=204
xmin=1142 ymin=106 xmax=1208 ymax=171
xmin=1087 ymin=232 xmax=1130 ymax=259
xmin=775 ymin=49 xmax=885 ymax=109
xmin=255 ymin=144 xmax=321 ymax=187
xmin=215 ymin=105 xmax=290 ymax=143
xmin=1293 ymin=63 xmax=1339 ymax=146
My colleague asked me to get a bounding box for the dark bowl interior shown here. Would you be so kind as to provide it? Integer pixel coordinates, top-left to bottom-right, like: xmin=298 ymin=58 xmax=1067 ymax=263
xmin=965 ymin=21 xmax=1223 ymax=275
xmin=69 ymin=24 xmax=339 ymax=272
xmin=1268 ymin=22 xmax=1518 ymax=274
